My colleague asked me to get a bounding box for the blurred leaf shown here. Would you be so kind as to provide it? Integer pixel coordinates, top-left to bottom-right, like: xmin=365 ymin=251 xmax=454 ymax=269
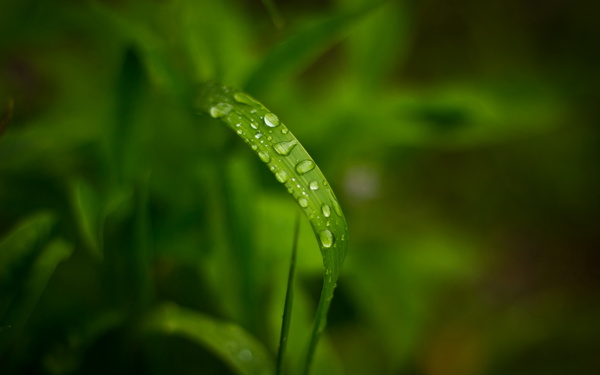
xmin=70 ymin=179 xmax=103 ymax=260
xmin=342 ymin=0 xmax=414 ymax=90
xmin=244 ymin=2 xmax=384 ymax=95
xmin=0 ymin=99 xmax=13 ymax=138
xmin=0 ymin=212 xmax=56 ymax=311
xmin=144 ymin=303 xmax=275 ymax=375
xmin=261 ymin=0 xmax=284 ymax=29
xmin=0 ymin=237 xmax=73 ymax=357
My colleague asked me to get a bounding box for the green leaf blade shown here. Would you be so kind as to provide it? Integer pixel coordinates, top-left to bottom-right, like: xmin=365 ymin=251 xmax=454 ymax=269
xmin=144 ymin=303 xmax=275 ymax=375
xmin=196 ymin=82 xmax=348 ymax=374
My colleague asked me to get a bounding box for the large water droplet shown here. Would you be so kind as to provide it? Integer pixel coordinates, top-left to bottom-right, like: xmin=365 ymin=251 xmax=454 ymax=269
xmin=264 ymin=113 xmax=279 ymax=127
xmin=295 ymin=160 xmax=315 ymax=174
xmin=332 ymin=199 xmax=343 ymax=216
xmin=275 ymin=170 xmax=289 ymax=183
xmin=298 ymin=197 xmax=309 ymax=207
xmin=210 ymin=103 xmax=233 ymax=118
xmin=309 ymin=181 xmax=319 ymax=190
xmin=258 ymin=151 xmax=270 ymax=163
xmin=233 ymin=92 xmax=260 ymax=106
xmin=238 ymin=349 xmax=253 ymax=362
xmin=319 ymin=229 xmax=334 ymax=248
xmin=321 ymin=204 xmax=331 ymax=217
xmin=273 ymin=140 xmax=297 ymax=156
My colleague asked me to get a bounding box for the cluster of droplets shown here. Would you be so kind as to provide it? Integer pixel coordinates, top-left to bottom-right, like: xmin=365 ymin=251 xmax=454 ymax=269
xmin=208 ymin=91 xmax=345 ymax=251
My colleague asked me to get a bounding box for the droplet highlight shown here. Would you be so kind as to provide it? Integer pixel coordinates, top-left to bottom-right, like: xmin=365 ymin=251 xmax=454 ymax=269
xmin=298 ymin=197 xmax=309 ymax=208
xmin=319 ymin=229 xmax=334 ymax=248
xmin=209 ymin=103 xmax=233 ymax=118
xmin=233 ymin=92 xmax=260 ymax=106
xmin=264 ymin=113 xmax=279 ymax=127
xmin=273 ymin=140 xmax=297 ymax=156
xmin=295 ymin=160 xmax=315 ymax=174
xmin=275 ymin=170 xmax=289 ymax=183
xmin=321 ymin=204 xmax=331 ymax=217
xmin=258 ymin=151 xmax=270 ymax=163
xmin=309 ymin=181 xmax=319 ymax=190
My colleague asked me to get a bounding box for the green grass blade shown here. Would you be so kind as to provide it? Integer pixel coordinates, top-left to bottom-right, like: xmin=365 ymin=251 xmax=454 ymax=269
xmin=196 ymin=82 xmax=348 ymax=375
xmin=0 ymin=238 xmax=73 ymax=357
xmin=243 ymin=2 xmax=384 ymax=95
xmin=276 ymin=213 xmax=300 ymax=375
xmin=261 ymin=0 xmax=284 ymax=29
xmin=144 ymin=303 xmax=275 ymax=375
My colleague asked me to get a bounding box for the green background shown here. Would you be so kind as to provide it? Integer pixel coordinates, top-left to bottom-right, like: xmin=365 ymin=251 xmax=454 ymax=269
xmin=1 ymin=0 xmax=599 ymax=374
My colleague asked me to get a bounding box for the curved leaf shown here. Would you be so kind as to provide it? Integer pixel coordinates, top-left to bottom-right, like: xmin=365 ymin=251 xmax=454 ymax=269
xmin=144 ymin=303 xmax=274 ymax=375
xmin=196 ymin=82 xmax=348 ymax=374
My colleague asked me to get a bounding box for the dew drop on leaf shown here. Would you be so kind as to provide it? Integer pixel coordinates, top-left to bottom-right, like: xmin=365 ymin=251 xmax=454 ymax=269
xmin=298 ymin=197 xmax=309 ymax=207
xmin=255 ymin=131 xmax=263 ymax=139
xmin=264 ymin=113 xmax=279 ymax=127
xmin=273 ymin=140 xmax=297 ymax=156
xmin=258 ymin=151 xmax=270 ymax=163
xmin=319 ymin=229 xmax=334 ymax=248
xmin=321 ymin=204 xmax=331 ymax=217
xmin=276 ymin=170 xmax=289 ymax=183
xmin=234 ymin=92 xmax=260 ymax=106
xmin=210 ymin=103 xmax=233 ymax=118
xmin=332 ymin=199 xmax=343 ymax=216
xmin=295 ymin=160 xmax=315 ymax=174
xmin=309 ymin=181 xmax=319 ymax=190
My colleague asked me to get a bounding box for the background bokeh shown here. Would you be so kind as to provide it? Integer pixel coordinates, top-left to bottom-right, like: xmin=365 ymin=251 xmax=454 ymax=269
xmin=1 ymin=0 xmax=599 ymax=374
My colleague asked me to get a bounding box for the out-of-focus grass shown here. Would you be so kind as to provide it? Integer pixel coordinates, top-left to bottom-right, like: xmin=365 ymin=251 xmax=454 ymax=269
xmin=1 ymin=0 xmax=599 ymax=374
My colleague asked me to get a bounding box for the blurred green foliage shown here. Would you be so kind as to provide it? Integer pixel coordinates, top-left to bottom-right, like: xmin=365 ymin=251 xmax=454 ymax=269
xmin=1 ymin=0 xmax=599 ymax=374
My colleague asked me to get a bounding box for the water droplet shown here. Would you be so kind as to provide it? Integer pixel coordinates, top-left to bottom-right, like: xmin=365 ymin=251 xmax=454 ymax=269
xmin=235 ymin=123 xmax=241 ymax=127
xmin=255 ymin=131 xmax=263 ymax=139
xmin=273 ymin=140 xmax=297 ymax=156
xmin=332 ymin=199 xmax=343 ymax=216
xmin=250 ymin=122 xmax=258 ymax=130
xmin=251 ymin=145 xmax=258 ymax=150
xmin=264 ymin=113 xmax=279 ymax=127
xmin=321 ymin=204 xmax=331 ymax=217
xmin=319 ymin=229 xmax=334 ymax=248
xmin=281 ymin=127 xmax=289 ymax=134
xmin=275 ymin=170 xmax=289 ymax=183
xmin=210 ymin=103 xmax=233 ymax=118
xmin=298 ymin=197 xmax=308 ymax=207
xmin=238 ymin=349 xmax=253 ymax=362
xmin=295 ymin=160 xmax=315 ymax=174
xmin=309 ymin=181 xmax=319 ymax=190
xmin=236 ymin=129 xmax=243 ymax=135
xmin=258 ymin=151 xmax=270 ymax=163
xmin=267 ymin=136 xmax=273 ymax=141
xmin=233 ymin=92 xmax=260 ymax=106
